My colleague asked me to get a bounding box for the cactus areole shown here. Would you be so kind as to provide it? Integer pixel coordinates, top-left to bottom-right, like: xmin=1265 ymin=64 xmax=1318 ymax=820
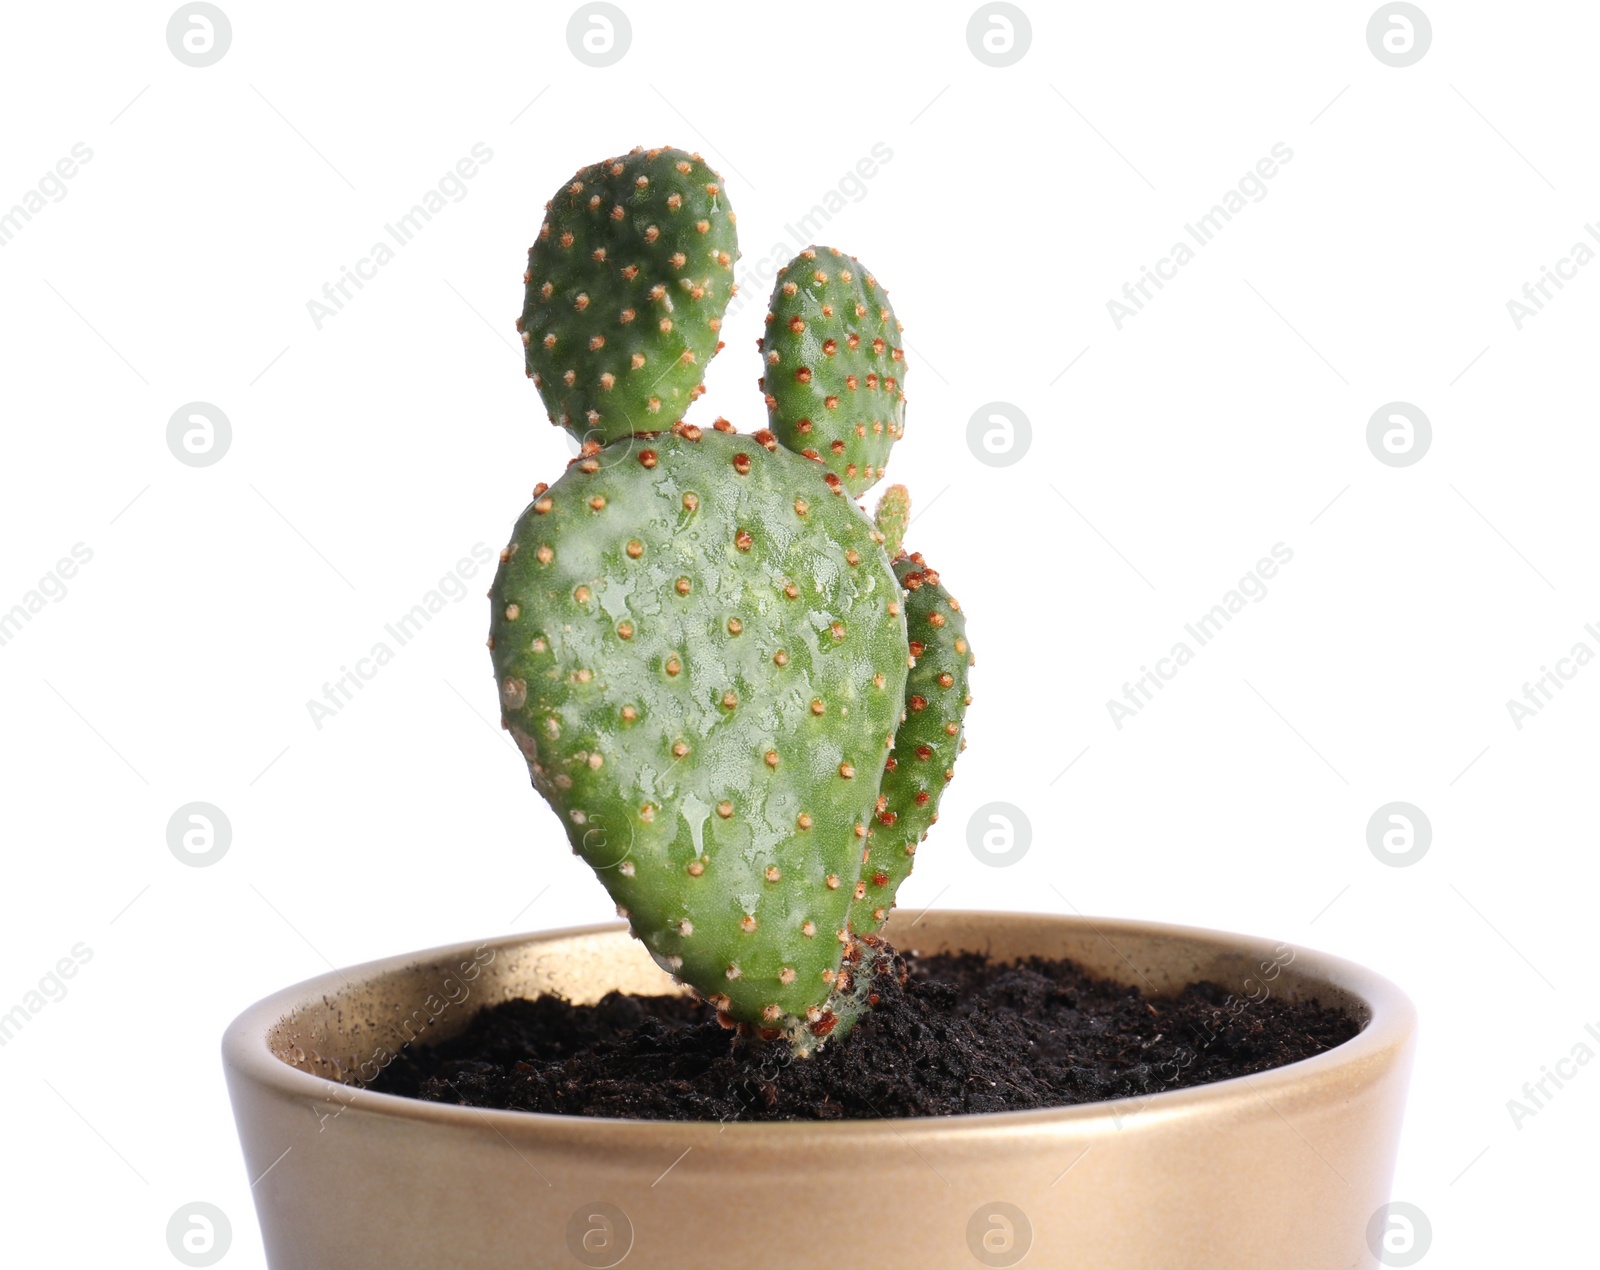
xmin=493 ymin=146 xmax=973 ymax=1053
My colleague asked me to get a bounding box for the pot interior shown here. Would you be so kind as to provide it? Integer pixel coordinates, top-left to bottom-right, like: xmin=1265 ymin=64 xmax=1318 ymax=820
xmin=259 ymin=913 xmax=1373 ymax=1092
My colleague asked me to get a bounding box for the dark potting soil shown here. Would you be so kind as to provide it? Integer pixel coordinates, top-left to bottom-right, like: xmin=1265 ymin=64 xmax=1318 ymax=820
xmin=369 ymin=949 xmax=1360 ymax=1121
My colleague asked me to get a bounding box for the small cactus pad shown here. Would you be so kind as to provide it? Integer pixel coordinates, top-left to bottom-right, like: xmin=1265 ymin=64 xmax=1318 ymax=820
xmin=874 ymin=484 xmax=911 ymax=561
xmin=519 ymin=147 xmax=738 ymax=444
xmin=489 ymin=425 xmax=909 ymax=1032
xmin=758 ymin=246 xmax=905 ymax=498
xmin=851 ymin=551 xmax=972 ymax=934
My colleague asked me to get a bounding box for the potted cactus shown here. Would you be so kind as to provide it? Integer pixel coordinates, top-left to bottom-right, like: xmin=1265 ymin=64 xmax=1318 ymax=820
xmin=492 ymin=145 xmax=966 ymax=1050
xmin=224 ymin=147 xmax=1416 ymax=1270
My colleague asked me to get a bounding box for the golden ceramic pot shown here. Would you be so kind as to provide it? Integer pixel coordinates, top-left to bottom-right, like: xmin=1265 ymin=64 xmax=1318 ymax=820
xmin=223 ymin=910 xmax=1415 ymax=1269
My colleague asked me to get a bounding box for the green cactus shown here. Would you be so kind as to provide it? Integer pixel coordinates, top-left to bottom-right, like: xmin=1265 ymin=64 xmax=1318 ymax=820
xmin=518 ymin=147 xmax=738 ymax=444
xmin=493 ymin=147 xmax=970 ymax=1051
xmin=851 ymin=539 xmax=973 ymax=934
xmin=489 ymin=424 xmax=909 ymax=1044
xmin=758 ymin=246 xmax=905 ymax=498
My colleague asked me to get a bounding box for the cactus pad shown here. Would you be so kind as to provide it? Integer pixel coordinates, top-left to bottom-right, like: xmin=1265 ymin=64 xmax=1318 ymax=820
xmin=758 ymin=246 xmax=905 ymax=498
xmin=519 ymin=147 xmax=738 ymax=444
xmin=851 ymin=550 xmax=972 ymax=933
xmin=488 ymin=424 xmax=910 ymax=1035
xmin=874 ymin=484 xmax=911 ymax=560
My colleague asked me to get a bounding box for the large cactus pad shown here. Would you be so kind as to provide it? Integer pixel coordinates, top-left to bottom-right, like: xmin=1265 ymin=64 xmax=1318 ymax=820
xmin=488 ymin=424 xmax=909 ymax=1035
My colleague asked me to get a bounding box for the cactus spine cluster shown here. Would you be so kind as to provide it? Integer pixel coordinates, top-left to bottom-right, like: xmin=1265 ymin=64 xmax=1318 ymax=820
xmin=491 ymin=146 xmax=973 ymax=1052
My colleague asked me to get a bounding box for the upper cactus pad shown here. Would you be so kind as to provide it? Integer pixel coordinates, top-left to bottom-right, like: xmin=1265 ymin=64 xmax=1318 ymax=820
xmin=519 ymin=147 xmax=738 ymax=444
xmin=759 ymin=246 xmax=905 ymax=497
xmin=489 ymin=424 xmax=910 ymax=1034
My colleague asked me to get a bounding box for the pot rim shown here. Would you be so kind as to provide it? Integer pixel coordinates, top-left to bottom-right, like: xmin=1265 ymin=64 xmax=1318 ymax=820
xmin=222 ymin=910 xmax=1415 ymax=1145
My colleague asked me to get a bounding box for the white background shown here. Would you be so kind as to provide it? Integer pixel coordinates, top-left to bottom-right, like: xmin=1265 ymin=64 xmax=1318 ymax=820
xmin=1 ymin=1 xmax=1595 ymax=1265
